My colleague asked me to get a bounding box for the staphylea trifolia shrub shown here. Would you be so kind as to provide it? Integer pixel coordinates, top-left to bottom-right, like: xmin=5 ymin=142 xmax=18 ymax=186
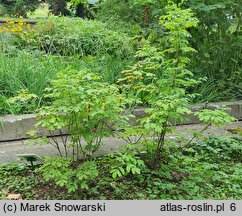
xmin=28 ymin=68 xmax=130 ymax=160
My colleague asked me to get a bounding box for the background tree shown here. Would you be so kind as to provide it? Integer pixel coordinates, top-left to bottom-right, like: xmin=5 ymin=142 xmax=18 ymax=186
xmin=185 ymin=0 xmax=242 ymax=102
xmin=47 ymin=0 xmax=96 ymax=18
xmin=0 ymin=0 xmax=40 ymax=17
xmin=48 ymin=0 xmax=70 ymax=16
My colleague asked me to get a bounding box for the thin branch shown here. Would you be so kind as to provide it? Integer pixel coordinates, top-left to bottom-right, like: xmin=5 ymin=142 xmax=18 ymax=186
xmin=183 ymin=122 xmax=211 ymax=149
xmin=59 ymin=129 xmax=68 ymax=157
xmin=49 ymin=130 xmax=63 ymax=157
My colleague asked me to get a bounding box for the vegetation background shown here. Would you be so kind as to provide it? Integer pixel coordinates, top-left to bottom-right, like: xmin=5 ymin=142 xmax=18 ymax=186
xmin=0 ymin=0 xmax=241 ymax=115
xmin=0 ymin=0 xmax=241 ymax=200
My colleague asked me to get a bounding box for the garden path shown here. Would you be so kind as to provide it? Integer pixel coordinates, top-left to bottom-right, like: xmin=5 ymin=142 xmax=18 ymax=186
xmin=0 ymin=121 xmax=241 ymax=165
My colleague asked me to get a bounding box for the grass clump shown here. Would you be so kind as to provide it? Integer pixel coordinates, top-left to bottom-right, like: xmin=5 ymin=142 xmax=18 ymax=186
xmin=30 ymin=17 xmax=135 ymax=58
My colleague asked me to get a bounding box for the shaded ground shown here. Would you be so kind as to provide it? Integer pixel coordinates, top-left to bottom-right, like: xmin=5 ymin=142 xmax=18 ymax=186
xmin=0 ymin=121 xmax=241 ymax=165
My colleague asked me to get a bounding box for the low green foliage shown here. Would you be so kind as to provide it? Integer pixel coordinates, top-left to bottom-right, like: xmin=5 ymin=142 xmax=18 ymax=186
xmin=40 ymin=157 xmax=99 ymax=193
xmin=193 ymin=136 xmax=242 ymax=162
xmin=109 ymin=150 xmax=145 ymax=179
xmin=0 ymin=163 xmax=40 ymax=200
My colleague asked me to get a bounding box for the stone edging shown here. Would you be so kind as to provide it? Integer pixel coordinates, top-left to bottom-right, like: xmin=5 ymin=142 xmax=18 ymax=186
xmin=0 ymin=100 xmax=241 ymax=142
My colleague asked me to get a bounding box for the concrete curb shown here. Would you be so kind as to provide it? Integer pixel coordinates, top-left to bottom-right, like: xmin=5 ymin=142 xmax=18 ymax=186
xmin=0 ymin=19 xmax=38 ymax=26
xmin=0 ymin=100 xmax=241 ymax=142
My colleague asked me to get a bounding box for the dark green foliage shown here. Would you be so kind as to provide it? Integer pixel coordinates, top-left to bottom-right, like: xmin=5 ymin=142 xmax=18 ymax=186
xmin=0 ymin=163 xmax=40 ymax=199
xmin=39 ymin=158 xmax=99 ymax=193
xmin=95 ymin=0 xmax=145 ymax=25
xmin=186 ymin=0 xmax=242 ymax=102
xmin=48 ymin=0 xmax=70 ymax=16
xmin=193 ymin=136 xmax=242 ymax=162
xmin=95 ymin=0 xmax=242 ymax=102
xmin=95 ymin=0 xmax=165 ymax=28
xmin=0 ymin=0 xmax=40 ymax=17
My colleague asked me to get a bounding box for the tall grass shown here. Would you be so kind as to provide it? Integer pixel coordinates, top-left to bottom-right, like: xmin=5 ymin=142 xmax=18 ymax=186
xmin=31 ymin=17 xmax=135 ymax=58
xmin=0 ymin=49 xmax=134 ymax=115
xmin=0 ymin=51 xmax=64 ymax=98
xmin=76 ymin=55 xmax=135 ymax=83
xmin=0 ymin=51 xmax=134 ymax=98
xmin=0 ymin=52 xmax=134 ymax=115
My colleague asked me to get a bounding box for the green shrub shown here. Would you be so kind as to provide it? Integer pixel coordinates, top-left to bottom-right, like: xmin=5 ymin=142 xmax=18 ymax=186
xmin=29 ymin=68 xmax=129 ymax=160
xmin=117 ymin=2 xmax=235 ymax=170
xmin=30 ymin=17 xmax=135 ymax=58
